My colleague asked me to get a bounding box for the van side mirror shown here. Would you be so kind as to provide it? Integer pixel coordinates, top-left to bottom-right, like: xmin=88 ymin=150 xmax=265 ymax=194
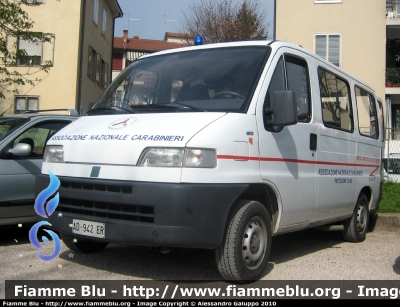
xmin=265 ymin=91 xmax=298 ymax=127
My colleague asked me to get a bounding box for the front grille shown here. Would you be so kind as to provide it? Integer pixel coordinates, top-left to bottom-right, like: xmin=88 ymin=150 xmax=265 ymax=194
xmin=58 ymin=179 xmax=154 ymax=223
xmin=60 ymin=180 xmax=133 ymax=194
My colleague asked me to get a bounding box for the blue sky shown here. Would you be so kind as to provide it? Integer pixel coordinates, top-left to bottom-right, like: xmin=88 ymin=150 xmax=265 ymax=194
xmin=114 ymin=0 xmax=275 ymax=41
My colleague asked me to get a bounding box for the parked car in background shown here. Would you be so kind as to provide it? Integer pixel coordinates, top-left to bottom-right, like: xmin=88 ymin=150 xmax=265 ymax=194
xmin=0 ymin=109 xmax=79 ymax=226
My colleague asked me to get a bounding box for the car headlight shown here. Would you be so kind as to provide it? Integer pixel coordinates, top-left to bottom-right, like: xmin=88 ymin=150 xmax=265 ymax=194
xmin=138 ymin=147 xmax=216 ymax=168
xmin=43 ymin=145 xmax=64 ymax=163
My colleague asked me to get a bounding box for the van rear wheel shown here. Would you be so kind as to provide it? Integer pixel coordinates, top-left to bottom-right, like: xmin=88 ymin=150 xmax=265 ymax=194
xmin=60 ymin=232 xmax=108 ymax=253
xmin=342 ymin=193 xmax=369 ymax=242
xmin=215 ymin=200 xmax=271 ymax=282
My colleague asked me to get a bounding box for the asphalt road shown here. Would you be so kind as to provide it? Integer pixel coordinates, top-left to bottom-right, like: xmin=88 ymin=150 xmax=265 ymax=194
xmin=1 ymin=223 xmax=400 ymax=299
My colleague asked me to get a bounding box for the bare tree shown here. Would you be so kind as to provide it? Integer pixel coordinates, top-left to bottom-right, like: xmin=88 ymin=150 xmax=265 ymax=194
xmin=181 ymin=0 xmax=268 ymax=44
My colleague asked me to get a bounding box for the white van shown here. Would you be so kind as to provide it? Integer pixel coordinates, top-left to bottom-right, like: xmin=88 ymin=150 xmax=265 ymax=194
xmin=36 ymin=41 xmax=383 ymax=282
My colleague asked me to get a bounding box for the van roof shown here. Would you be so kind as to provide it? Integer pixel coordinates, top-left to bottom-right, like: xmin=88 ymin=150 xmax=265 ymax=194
xmin=137 ymin=40 xmax=375 ymax=94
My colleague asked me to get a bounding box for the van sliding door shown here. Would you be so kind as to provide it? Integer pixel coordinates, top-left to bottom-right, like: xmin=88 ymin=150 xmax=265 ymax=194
xmin=313 ymin=67 xmax=356 ymax=220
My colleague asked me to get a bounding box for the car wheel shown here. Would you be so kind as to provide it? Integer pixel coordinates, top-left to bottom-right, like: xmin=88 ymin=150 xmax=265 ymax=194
xmin=342 ymin=193 xmax=369 ymax=242
xmin=215 ymin=200 xmax=271 ymax=282
xmin=60 ymin=232 xmax=108 ymax=253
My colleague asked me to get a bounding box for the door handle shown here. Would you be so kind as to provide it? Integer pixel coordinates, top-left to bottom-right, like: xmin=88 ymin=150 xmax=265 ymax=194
xmin=310 ymin=133 xmax=317 ymax=151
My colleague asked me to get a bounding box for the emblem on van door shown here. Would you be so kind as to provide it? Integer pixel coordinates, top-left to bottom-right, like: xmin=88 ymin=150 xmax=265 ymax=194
xmin=108 ymin=117 xmax=138 ymax=130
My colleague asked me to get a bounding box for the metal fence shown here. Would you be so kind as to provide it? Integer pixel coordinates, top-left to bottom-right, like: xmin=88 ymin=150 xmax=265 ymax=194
xmin=383 ymin=128 xmax=400 ymax=182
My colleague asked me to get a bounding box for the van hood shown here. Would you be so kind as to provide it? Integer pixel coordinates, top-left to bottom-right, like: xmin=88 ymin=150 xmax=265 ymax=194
xmin=48 ymin=113 xmax=225 ymax=164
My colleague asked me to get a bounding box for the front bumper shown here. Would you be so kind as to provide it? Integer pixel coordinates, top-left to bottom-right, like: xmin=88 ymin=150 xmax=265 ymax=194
xmin=35 ymin=174 xmax=249 ymax=249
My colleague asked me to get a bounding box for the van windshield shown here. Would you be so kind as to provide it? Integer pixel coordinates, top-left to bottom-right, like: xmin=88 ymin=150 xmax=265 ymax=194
xmin=91 ymin=46 xmax=270 ymax=115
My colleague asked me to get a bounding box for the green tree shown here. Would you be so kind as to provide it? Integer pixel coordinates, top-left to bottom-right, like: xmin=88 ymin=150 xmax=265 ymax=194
xmin=181 ymin=0 xmax=268 ymax=44
xmin=0 ymin=0 xmax=53 ymax=100
xmin=233 ymin=1 xmax=267 ymax=41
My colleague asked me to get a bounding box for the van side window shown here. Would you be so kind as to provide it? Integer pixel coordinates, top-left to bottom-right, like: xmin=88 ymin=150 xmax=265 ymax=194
xmin=355 ymin=86 xmax=378 ymax=139
xmin=264 ymin=54 xmax=311 ymax=130
xmin=318 ymin=67 xmax=353 ymax=132
xmin=286 ymin=55 xmax=311 ymax=122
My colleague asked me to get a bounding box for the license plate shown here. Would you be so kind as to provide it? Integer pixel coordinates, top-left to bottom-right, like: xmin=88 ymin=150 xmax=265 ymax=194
xmin=72 ymin=219 xmax=105 ymax=238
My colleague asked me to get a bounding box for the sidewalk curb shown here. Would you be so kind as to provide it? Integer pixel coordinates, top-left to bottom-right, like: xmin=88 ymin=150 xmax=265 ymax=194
xmin=374 ymin=213 xmax=400 ymax=230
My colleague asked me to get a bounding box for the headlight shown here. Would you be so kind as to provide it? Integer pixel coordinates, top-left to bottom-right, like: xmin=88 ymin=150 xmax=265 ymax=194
xmin=43 ymin=145 xmax=64 ymax=163
xmin=138 ymin=147 xmax=216 ymax=168
xmin=138 ymin=148 xmax=184 ymax=167
xmin=184 ymin=148 xmax=216 ymax=167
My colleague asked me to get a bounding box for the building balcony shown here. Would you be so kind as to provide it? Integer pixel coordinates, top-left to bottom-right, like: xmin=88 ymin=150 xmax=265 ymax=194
xmin=386 ymin=68 xmax=400 ymax=93
xmin=386 ymin=68 xmax=400 ymax=84
xmin=387 ymin=1 xmax=400 ymax=25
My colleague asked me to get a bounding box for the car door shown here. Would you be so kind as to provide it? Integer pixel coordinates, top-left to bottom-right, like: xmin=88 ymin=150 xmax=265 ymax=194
xmin=0 ymin=120 xmax=72 ymax=225
xmin=257 ymin=49 xmax=317 ymax=228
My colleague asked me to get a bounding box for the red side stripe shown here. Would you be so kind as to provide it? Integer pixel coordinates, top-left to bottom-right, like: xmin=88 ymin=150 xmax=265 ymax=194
xmin=217 ymin=155 xmax=380 ymax=176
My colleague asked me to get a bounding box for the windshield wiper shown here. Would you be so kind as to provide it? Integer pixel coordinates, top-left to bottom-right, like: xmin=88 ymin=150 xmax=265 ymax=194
xmin=87 ymin=106 xmax=136 ymax=115
xmin=129 ymin=104 xmax=179 ymax=109
xmin=172 ymin=102 xmax=207 ymax=112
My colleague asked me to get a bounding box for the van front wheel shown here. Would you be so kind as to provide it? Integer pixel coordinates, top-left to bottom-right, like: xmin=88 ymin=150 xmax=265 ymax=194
xmin=342 ymin=193 xmax=369 ymax=242
xmin=215 ymin=200 xmax=271 ymax=282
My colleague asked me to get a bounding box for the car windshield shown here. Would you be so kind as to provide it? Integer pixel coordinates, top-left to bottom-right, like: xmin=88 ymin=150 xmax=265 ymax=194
xmin=0 ymin=117 xmax=29 ymax=142
xmin=90 ymin=46 xmax=270 ymax=115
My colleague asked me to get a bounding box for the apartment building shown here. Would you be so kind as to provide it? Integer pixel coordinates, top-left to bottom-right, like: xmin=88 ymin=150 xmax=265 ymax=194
xmin=275 ymin=0 xmax=400 ymax=177
xmin=275 ymin=0 xmax=385 ymax=101
xmin=386 ymin=1 xmax=400 ymax=140
xmin=0 ymin=0 xmax=122 ymax=116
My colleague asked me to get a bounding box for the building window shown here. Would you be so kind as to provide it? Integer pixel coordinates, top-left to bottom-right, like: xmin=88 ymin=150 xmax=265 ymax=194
xmin=93 ymin=0 xmax=99 ymax=24
xmin=315 ymin=0 xmax=341 ymax=3
xmin=15 ymin=33 xmax=54 ymax=67
xmin=112 ymin=53 xmax=123 ymax=71
xmin=15 ymin=96 xmax=38 ymax=114
xmin=87 ymin=45 xmax=105 ymax=88
xmin=88 ymin=46 xmax=95 ymax=79
xmin=17 ymin=36 xmax=42 ymax=66
xmin=315 ymin=34 xmax=340 ymax=67
xmin=96 ymin=53 xmax=102 ymax=84
xmin=24 ymin=0 xmax=45 ymax=3
xmin=103 ymin=62 xmax=108 ymax=88
xmin=102 ymin=8 xmax=107 ymax=35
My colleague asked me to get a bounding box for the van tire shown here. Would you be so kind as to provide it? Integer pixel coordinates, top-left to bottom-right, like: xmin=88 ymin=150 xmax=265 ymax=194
xmin=342 ymin=193 xmax=369 ymax=242
xmin=60 ymin=232 xmax=108 ymax=253
xmin=215 ymin=200 xmax=271 ymax=282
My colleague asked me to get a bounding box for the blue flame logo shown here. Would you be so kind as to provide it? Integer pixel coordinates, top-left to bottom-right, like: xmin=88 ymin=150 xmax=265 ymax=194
xmin=29 ymin=171 xmax=62 ymax=261
xmin=34 ymin=172 xmax=60 ymax=218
